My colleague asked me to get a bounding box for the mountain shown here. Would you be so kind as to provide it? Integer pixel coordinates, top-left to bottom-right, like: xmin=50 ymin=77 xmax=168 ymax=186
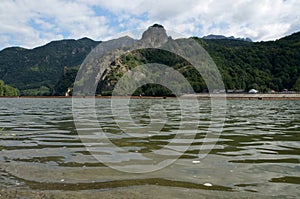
xmin=202 ymin=34 xmax=252 ymax=42
xmin=0 ymin=38 xmax=100 ymax=95
xmin=0 ymin=25 xmax=299 ymax=96
xmin=76 ymin=26 xmax=300 ymax=96
xmin=199 ymin=31 xmax=300 ymax=92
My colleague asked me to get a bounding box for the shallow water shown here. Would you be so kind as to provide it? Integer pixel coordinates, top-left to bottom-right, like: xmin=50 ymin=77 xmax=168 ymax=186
xmin=0 ymin=98 xmax=299 ymax=198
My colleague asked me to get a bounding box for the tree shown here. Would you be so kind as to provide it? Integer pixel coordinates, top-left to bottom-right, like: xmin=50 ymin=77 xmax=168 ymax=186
xmin=0 ymin=80 xmax=20 ymax=96
xmin=293 ymin=76 xmax=300 ymax=91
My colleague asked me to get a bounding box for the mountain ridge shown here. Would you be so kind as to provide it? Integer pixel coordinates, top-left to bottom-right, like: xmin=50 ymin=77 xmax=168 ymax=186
xmin=0 ymin=37 xmax=100 ymax=95
xmin=202 ymin=34 xmax=253 ymax=42
xmin=0 ymin=27 xmax=299 ymax=96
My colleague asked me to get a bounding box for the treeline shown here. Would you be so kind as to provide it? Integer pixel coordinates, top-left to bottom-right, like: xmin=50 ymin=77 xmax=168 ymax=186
xmin=0 ymin=80 xmax=20 ymax=96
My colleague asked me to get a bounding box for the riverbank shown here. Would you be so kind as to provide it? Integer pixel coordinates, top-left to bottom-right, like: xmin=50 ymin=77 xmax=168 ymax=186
xmin=0 ymin=184 xmax=267 ymax=199
xmin=181 ymin=93 xmax=300 ymax=100
xmin=1 ymin=93 xmax=300 ymax=100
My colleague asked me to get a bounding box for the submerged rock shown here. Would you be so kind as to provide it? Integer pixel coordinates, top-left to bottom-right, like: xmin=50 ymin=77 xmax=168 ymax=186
xmin=203 ymin=182 xmax=213 ymax=187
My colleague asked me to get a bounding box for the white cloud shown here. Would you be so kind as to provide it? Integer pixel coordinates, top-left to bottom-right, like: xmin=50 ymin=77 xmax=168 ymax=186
xmin=0 ymin=0 xmax=299 ymax=49
xmin=0 ymin=0 xmax=111 ymax=49
xmin=95 ymin=0 xmax=300 ymax=41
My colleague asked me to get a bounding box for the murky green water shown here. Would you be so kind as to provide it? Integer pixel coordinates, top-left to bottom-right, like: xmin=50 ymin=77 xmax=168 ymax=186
xmin=0 ymin=98 xmax=299 ymax=198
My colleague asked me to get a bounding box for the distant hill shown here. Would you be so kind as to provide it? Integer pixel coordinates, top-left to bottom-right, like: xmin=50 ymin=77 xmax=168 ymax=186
xmin=0 ymin=27 xmax=299 ymax=96
xmin=0 ymin=38 xmax=100 ymax=95
xmin=199 ymin=31 xmax=300 ymax=92
xmin=202 ymin=34 xmax=252 ymax=42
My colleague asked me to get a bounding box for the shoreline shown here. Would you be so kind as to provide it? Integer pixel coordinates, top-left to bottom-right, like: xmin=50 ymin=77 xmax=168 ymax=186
xmin=0 ymin=93 xmax=300 ymax=100
xmin=181 ymin=93 xmax=300 ymax=100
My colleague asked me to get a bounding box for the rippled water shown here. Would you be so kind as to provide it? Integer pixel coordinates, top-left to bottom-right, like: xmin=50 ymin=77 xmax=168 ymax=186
xmin=0 ymin=98 xmax=299 ymax=198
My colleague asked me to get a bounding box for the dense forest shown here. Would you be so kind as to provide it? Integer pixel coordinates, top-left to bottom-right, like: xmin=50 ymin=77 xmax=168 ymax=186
xmin=0 ymin=30 xmax=299 ymax=96
xmin=202 ymin=33 xmax=300 ymax=93
xmin=0 ymin=38 xmax=100 ymax=96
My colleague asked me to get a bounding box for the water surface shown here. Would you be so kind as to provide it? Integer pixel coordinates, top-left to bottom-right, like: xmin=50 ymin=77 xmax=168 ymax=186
xmin=0 ymin=98 xmax=299 ymax=198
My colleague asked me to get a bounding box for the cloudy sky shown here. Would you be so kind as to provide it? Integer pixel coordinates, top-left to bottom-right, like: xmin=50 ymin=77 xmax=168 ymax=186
xmin=0 ymin=0 xmax=299 ymax=50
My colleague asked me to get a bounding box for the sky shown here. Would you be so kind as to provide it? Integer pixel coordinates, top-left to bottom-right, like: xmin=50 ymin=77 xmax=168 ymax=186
xmin=0 ymin=0 xmax=299 ymax=50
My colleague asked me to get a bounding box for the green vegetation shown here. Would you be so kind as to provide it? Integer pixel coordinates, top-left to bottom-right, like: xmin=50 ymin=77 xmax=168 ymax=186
xmin=0 ymin=38 xmax=100 ymax=96
xmin=199 ymin=32 xmax=300 ymax=92
xmin=53 ymin=66 xmax=79 ymax=95
xmin=21 ymin=86 xmax=51 ymax=96
xmin=293 ymin=76 xmax=300 ymax=91
xmin=0 ymin=32 xmax=299 ymax=96
xmin=133 ymin=84 xmax=175 ymax=96
xmin=98 ymin=49 xmax=203 ymax=96
xmin=0 ymin=80 xmax=20 ymax=96
xmin=98 ymin=32 xmax=300 ymax=95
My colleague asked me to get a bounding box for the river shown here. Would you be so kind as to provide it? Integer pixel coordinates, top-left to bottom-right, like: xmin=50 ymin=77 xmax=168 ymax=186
xmin=0 ymin=98 xmax=299 ymax=198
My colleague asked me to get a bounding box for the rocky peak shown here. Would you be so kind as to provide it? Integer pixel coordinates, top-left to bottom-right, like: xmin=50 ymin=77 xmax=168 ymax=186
xmin=140 ymin=24 xmax=169 ymax=47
